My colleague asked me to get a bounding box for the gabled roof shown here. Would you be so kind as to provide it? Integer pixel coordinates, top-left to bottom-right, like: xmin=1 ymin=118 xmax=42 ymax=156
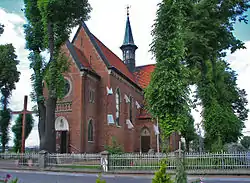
xmin=66 ymin=40 xmax=100 ymax=79
xmin=72 ymin=22 xmax=142 ymax=90
xmin=92 ymin=35 xmax=136 ymax=83
xmin=135 ymin=64 xmax=155 ymax=89
xmin=71 ymin=22 xmax=155 ymax=90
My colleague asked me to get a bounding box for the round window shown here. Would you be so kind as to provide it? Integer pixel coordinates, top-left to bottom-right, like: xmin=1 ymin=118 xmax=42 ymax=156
xmin=64 ymin=78 xmax=71 ymax=97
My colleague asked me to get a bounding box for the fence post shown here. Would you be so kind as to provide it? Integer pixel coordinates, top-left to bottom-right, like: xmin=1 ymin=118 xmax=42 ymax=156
xmin=174 ymin=141 xmax=184 ymax=159
xmin=174 ymin=141 xmax=184 ymax=168
xmin=38 ymin=150 xmax=48 ymax=169
xmin=100 ymin=151 xmax=109 ymax=172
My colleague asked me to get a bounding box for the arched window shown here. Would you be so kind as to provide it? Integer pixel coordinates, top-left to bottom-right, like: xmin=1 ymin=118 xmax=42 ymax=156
xmin=129 ymin=96 xmax=133 ymax=122
xmin=115 ymin=88 xmax=121 ymax=125
xmin=88 ymin=119 xmax=94 ymax=142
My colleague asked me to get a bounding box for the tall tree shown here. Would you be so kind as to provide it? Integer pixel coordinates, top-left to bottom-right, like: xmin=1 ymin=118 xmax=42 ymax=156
xmin=197 ymin=60 xmax=248 ymax=150
xmin=23 ymin=0 xmax=91 ymax=152
xmin=184 ymin=0 xmax=249 ymax=150
xmin=145 ymin=0 xmax=192 ymax=143
xmin=0 ymin=43 xmax=20 ymax=152
xmin=180 ymin=112 xmax=195 ymax=152
xmin=12 ymin=114 xmax=34 ymax=152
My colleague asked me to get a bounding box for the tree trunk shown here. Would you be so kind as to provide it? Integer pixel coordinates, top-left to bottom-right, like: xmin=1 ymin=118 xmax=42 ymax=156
xmin=38 ymin=102 xmax=46 ymax=150
xmin=185 ymin=140 xmax=190 ymax=152
xmin=44 ymin=96 xmax=57 ymax=153
xmin=43 ymin=21 xmax=56 ymax=153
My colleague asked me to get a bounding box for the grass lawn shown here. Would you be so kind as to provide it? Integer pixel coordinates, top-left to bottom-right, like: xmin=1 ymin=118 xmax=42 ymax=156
xmin=56 ymin=165 xmax=101 ymax=169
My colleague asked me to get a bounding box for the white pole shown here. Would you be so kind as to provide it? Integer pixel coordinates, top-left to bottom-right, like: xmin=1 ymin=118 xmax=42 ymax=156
xmin=157 ymin=117 xmax=160 ymax=154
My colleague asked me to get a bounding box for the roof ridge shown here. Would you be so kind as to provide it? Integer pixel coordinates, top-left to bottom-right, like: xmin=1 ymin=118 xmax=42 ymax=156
xmin=81 ymin=21 xmax=111 ymax=68
xmin=91 ymin=33 xmax=135 ymax=74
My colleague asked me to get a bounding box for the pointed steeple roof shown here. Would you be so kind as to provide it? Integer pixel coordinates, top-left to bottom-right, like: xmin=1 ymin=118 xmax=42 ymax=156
xmin=121 ymin=7 xmax=137 ymax=49
xmin=122 ymin=15 xmax=135 ymax=46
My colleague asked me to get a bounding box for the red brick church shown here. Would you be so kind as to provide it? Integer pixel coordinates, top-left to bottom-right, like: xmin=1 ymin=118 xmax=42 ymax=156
xmin=52 ymin=12 xmax=180 ymax=153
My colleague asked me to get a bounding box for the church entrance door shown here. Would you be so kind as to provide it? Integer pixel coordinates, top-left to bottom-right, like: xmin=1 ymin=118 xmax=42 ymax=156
xmin=60 ymin=131 xmax=67 ymax=153
xmin=55 ymin=116 xmax=69 ymax=154
xmin=140 ymin=127 xmax=151 ymax=153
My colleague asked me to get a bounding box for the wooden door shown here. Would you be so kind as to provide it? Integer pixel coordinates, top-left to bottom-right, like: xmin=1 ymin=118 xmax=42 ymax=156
xmin=60 ymin=131 xmax=67 ymax=153
xmin=141 ymin=136 xmax=150 ymax=153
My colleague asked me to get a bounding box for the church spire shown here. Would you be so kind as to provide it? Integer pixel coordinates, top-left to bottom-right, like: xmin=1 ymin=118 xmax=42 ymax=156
xmin=120 ymin=5 xmax=138 ymax=73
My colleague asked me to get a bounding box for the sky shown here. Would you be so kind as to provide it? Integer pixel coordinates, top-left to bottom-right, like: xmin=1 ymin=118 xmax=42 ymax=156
xmin=0 ymin=0 xmax=249 ymax=147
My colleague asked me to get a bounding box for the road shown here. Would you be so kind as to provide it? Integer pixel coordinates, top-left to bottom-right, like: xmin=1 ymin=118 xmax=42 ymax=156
xmin=0 ymin=170 xmax=250 ymax=183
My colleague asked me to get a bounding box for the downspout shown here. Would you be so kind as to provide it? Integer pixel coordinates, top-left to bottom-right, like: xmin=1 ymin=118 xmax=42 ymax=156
xmin=106 ymin=69 xmax=112 ymax=146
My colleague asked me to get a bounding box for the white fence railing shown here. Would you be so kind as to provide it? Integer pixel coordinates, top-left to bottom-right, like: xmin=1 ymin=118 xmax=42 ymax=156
xmin=0 ymin=153 xmax=39 ymax=167
xmin=46 ymin=153 xmax=101 ymax=169
xmin=0 ymin=152 xmax=249 ymax=174
xmin=108 ymin=152 xmax=250 ymax=171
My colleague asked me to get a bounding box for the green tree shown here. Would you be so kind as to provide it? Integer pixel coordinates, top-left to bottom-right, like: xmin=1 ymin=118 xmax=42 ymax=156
xmin=200 ymin=60 xmax=247 ymax=150
xmin=0 ymin=43 xmax=20 ymax=152
xmin=175 ymin=157 xmax=187 ymax=183
xmin=145 ymin=0 xmax=191 ymax=139
xmin=180 ymin=113 xmax=195 ymax=152
xmin=241 ymin=136 xmax=250 ymax=149
xmin=12 ymin=114 xmax=34 ymax=153
xmin=183 ymin=0 xmax=249 ymax=150
xmin=23 ymin=0 xmax=91 ymax=152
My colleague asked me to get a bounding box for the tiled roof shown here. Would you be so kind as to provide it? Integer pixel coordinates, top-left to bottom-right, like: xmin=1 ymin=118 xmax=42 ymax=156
xmin=72 ymin=22 xmax=155 ymax=90
xmin=135 ymin=64 xmax=155 ymax=89
xmin=93 ymin=35 xmax=137 ymax=83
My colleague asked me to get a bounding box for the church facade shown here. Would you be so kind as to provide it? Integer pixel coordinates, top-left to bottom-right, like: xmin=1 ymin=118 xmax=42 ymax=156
xmin=52 ymin=13 xmax=180 ymax=153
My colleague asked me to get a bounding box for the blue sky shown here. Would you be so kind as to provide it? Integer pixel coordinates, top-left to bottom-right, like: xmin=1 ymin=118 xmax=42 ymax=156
xmin=0 ymin=0 xmax=249 ymax=147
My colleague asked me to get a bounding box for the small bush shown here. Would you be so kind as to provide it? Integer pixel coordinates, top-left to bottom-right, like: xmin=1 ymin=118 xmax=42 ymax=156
xmin=96 ymin=174 xmax=106 ymax=183
xmin=104 ymin=137 xmax=123 ymax=154
xmin=175 ymin=157 xmax=187 ymax=183
xmin=152 ymin=159 xmax=174 ymax=183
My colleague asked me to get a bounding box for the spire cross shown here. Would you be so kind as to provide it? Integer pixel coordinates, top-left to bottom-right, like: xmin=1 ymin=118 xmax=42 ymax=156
xmin=126 ymin=5 xmax=131 ymax=16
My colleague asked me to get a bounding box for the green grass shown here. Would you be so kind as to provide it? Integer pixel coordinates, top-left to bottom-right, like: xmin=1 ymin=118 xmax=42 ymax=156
xmin=56 ymin=165 xmax=101 ymax=170
xmin=48 ymin=157 xmax=247 ymax=171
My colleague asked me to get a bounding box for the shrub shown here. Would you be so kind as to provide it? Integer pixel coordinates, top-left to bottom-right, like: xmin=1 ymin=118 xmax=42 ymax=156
xmin=96 ymin=174 xmax=106 ymax=183
xmin=104 ymin=137 xmax=123 ymax=154
xmin=175 ymin=157 xmax=187 ymax=183
xmin=152 ymin=159 xmax=174 ymax=183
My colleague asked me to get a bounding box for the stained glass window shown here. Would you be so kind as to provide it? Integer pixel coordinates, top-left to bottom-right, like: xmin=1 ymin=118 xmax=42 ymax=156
xmin=88 ymin=120 xmax=94 ymax=142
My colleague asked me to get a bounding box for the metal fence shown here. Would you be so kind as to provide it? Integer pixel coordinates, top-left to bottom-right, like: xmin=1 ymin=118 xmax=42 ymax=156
xmin=46 ymin=153 xmax=101 ymax=170
xmin=108 ymin=152 xmax=250 ymax=174
xmin=0 ymin=153 xmax=39 ymax=168
xmin=0 ymin=152 xmax=249 ymax=174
